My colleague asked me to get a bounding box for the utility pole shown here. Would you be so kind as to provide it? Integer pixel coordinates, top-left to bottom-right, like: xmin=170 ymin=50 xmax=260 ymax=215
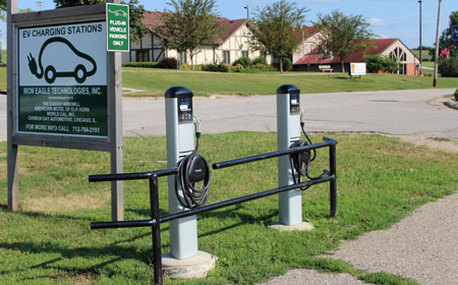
xmin=433 ymin=0 xmax=442 ymax=87
xmin=418 ymin=0 xmax=422 ymax=76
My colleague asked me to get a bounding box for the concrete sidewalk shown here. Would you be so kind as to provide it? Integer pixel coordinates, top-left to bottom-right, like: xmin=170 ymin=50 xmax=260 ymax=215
xmin=260 ymin=191 xmax=458 ymax=285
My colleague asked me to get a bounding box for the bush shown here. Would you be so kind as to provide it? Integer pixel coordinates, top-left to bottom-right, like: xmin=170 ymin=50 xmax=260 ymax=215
xmin=232 ymin=64 xmax=245 ymax=73
xmin=122 ymin=62 xmax=158 ymax=68
xmin=157 ymin=57 xmax=178 ymax=69
xmin=365 ymin=55 xmax=398 ymax=73
xmin=245 ymin=63 xmax=276 ymax=73
xmin=282 ymin=58 xmax=292 ymax=72
xmin=454 ymin=89 xmax=458 ymax=101
xmin=252 ymin=56 xmax=267 ymax=65
xmin=438 ymin=55 xmax=458 ymax=77
xmin=202 ymin=64 xmax=231 ymax=72
xmin=233 ymin=57 xmax=252 ymax=68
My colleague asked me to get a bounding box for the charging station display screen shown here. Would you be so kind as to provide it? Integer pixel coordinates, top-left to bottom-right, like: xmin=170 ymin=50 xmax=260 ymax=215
xmin=178 ymin=96 xmax=193 ymax=123
xmin=290 ymin=92 xmax=300 ymax=115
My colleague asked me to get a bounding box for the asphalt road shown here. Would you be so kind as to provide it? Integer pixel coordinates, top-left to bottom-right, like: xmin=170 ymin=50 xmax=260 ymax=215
xmin=123 ymin=88 xmax=458 ymax=139
xmin=1 ymin=88 xmax=457 ymax=142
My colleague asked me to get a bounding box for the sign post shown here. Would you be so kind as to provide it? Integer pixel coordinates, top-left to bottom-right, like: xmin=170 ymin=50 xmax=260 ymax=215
xmin=349 ymin=62 xmax=367 ymax=77
xmin=7 ymin=3 xmax=125 ymax=221
xmin=106 ymin=3 xmax=129 ymax=52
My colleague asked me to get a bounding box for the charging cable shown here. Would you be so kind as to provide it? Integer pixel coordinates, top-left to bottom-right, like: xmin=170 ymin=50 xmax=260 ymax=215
xmin=175 ymin=115 xmax=211 ymax=209
xmin=289 ymin=109 xmax=328 ymax=189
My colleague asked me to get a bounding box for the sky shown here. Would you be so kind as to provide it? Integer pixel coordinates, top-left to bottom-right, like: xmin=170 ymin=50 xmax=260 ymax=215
xmin=2 ymin=0 xmax=456 ymax=50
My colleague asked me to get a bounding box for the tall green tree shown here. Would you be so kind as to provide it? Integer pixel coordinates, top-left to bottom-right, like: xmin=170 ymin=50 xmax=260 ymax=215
xmin=155 ymin=0 xmax=222 ymax=70
xmin=249 ymin=0 xmax=307 ymax=73
xmin=53 ymin=0 xmax=148 ymax=43
xmin=314 ymin=10 xmax=373 ymax=73
xmin=439 ymin=10 xmax=458 ymax=58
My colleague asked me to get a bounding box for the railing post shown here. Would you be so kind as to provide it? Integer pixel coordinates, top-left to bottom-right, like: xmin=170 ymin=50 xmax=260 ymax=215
xmin=329 ymin=143 xmax=337 ymax=218
xmin=149 ymin=176 xmax=163 ymax=285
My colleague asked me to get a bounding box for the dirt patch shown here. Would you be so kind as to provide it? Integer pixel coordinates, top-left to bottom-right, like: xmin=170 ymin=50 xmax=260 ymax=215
xmin=398 ymin=136 xmax=458 ymax=153
xmin=23 ymin=191 xmax=111 ymax=213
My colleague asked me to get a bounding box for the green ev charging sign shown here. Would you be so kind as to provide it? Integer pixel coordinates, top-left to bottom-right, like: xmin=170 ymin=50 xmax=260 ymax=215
xmin=18 ymin=21 xmax=108 ymax=137
xmin=106 ymin=3 xmax=129 ymax=52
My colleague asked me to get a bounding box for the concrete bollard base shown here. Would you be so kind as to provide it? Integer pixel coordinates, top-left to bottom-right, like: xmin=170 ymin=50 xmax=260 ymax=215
xmin=269 ymin=221 xmax=314 ymax=231
xmin=162 ymin=251 xmax=217 ymax=280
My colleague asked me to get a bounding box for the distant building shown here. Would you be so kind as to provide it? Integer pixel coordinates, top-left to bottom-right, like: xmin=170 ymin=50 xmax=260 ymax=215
xmin=122 ymin=11 xmax=264 ymax=65
xmin=294 ymin=38 xmax=420 ymax=76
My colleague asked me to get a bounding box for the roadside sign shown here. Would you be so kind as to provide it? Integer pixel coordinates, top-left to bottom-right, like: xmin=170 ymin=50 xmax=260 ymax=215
xmin=106 ymin=3 xmax=130 ymax=52
xmin=452 ymin=25 xmax=458 ymax=42
xmin=18 ymin=21 xmax=108 ymax=137
xmin=350 ymin=62 xmax=366 ymax=76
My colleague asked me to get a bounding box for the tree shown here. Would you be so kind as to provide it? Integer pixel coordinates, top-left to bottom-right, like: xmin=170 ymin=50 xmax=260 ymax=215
xmin=438 ymin=10 xmax=458 ymax=58
xmin=314 ymin=10 xmax=373 ymax=73
xmin=155 ymin=0 xmax=222 ymax=71
xmin=53 ymin=0 xmax=148 ymax=43
xmin=249 ymin=0 xmax=307 ymax=73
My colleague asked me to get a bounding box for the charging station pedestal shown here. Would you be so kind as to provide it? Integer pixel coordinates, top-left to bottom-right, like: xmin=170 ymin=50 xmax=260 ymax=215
xmin=271 ymin=84 xmax=314 ymax=231
xmin=163 ymin=86 xmax=216 ymax=279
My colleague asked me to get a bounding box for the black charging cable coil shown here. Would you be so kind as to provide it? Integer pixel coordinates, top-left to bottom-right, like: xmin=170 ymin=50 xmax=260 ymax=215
xmin=289 ymin=113 xmax=329 ymax=189
xmin=175 ymin=121 xmax=211 ymax=209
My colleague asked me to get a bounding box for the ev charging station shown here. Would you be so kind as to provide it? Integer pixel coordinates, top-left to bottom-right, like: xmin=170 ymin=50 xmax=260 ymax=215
xmin=164 ymin=86 xmax=215 ymax=277
xmin=165 ymin=86 xmax=198 ymax=259
xmin=275 ymin=84 xmax=314 ymax=230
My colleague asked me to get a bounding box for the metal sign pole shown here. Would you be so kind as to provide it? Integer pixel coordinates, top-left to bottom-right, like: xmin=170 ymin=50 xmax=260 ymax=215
xmin=7 ymin=0 xmax=19 ymax=211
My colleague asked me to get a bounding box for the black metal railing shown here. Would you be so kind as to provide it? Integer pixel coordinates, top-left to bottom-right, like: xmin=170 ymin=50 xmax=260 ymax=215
xmin=89 ymin=137 xmax=337 ymax=284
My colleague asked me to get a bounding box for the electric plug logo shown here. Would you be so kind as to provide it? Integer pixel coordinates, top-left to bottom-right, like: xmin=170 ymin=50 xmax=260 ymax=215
xmin=27 ymin=37 xmax=97 ymax=84
xmin=108 ymin=9 xmax=128 ymax=18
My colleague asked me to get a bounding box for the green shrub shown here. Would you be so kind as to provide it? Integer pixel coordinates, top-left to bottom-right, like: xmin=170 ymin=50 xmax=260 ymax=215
xmin=454 ymin=88 xmax=458 ymax=101
xmin=365 ymin=55 xmax=399 ymax=73
xmin=245 ymin=63 xmax=276 ymax=73
xmin=218 ymin=64 xmax=231 ymax=72
xmin=201 ymin=64 xmax=231 ymax=72
xmin=181 ymin=64 xmax=192 ymax=71
xmin=157 ymin=57 xmax=178 ymax=69
xmin=282 ymin=58 xmax=293 ymax=72
xmin=438 ymin=55 xmax=458 ymax=77
xmin=252 ymin=56 xmax=267 ymax=65
xmin=232 ymin=64 xmax=245 ymax=73
xmin=233 ymin=56 xmax=252 ymax=68
xmin=122 ymin=62 xmax=158 ymax=68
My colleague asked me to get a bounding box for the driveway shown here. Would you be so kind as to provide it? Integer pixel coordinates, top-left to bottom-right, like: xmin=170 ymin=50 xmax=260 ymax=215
xmin=1 ymin=88 xmax=457 ymax=142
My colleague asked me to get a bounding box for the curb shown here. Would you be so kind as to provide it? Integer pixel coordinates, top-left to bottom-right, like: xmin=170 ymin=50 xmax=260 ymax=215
xmin=443 ymin=100 xmax=458 ymax=110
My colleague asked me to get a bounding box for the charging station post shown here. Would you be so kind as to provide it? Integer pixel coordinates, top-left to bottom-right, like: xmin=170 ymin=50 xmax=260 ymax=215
xmin=275 ymin=84 xmax=313 ymax=229
xmin=165 ymin=86 xmax=197 ymax=259
xmin=164 ymin=86 xmax=216 ymax=278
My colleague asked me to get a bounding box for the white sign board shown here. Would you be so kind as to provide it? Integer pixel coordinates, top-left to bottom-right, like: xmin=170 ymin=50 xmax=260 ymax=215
xmin=18 ymin=21 xmax=108 ymax=137
xmin=350 ymin=62 xmax=366 ymax=76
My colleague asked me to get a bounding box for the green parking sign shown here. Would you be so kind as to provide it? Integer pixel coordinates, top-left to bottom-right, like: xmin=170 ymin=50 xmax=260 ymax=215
xmin=106 ymin=3 xmax=129 ymax=52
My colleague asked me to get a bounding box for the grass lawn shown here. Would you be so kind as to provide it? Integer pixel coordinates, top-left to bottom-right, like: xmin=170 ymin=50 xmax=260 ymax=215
xmin=121 ymin=68 xmax=458 ymax=97
xmin=1 ymin=132 xmax=457 ymax=284
xmin=1 ymin=65 xmax=457 ymax=96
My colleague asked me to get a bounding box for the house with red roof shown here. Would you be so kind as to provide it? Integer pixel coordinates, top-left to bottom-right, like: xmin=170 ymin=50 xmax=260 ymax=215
xmin=293 ymin=37 xmax=420 ymax=76
xmin=122 ymin=11 xmax=264 ymax=65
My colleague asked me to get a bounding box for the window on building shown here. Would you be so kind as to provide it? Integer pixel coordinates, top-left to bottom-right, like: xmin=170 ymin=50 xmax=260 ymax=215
xmin=242 ymin=50 xmax=249 ymax=58
xmin=223 ymin=50 xmax=231 ymax=64
xmin=136 ymin=50 xmax=150 ymax=62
